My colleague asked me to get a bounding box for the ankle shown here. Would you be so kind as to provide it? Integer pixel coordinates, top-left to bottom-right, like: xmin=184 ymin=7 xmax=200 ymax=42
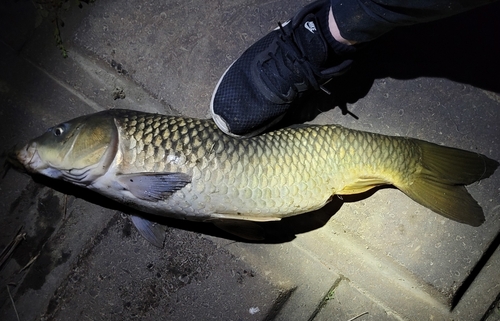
xmin=328 ymin=7 xmax=357 ymax=45
xmin=316 ymin=3 xmax=357 ymax=55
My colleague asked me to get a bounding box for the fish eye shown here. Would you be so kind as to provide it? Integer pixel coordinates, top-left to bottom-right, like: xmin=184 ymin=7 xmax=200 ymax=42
xmin=52 ymin=125 xmax=65 ymax=137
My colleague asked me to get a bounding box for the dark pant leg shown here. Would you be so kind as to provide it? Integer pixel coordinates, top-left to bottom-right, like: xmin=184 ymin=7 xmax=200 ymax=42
xmin=331 ymin=0 xmax=498 ymax=42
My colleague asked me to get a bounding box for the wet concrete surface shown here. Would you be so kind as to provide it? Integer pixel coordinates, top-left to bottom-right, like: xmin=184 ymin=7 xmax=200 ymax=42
xmin=1 ymin=0 xmax=499 ymax=320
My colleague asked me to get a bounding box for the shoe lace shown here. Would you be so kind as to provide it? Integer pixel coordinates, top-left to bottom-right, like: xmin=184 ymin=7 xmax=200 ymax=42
xmin=261 ymin=22 xmax=331 ymax=102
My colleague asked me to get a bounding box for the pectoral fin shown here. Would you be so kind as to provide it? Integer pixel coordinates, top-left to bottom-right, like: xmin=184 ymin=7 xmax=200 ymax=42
xmin=130 ymin=215 xmax=166 ymax=248
xmin=118 ymin=172 xmax=191 ymax=201
xmin=212 ymin=219 xmax=265 ymax=241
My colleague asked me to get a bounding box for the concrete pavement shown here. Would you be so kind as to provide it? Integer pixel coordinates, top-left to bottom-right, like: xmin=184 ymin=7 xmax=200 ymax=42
xmin=1 ymin=0 xmax=499 ymax=320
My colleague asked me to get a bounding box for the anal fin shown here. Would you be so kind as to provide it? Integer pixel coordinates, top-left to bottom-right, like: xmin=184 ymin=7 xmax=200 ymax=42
xmin=338 ymin=177 xmax=390 ymax=195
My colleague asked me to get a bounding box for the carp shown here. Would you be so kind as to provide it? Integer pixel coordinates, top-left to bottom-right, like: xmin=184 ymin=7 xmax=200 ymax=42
xmin=9 ymin=109 xmax=498 ymax=245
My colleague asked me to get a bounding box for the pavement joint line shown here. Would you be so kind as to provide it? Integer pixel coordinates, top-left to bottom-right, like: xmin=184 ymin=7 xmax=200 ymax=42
xmin=309 ymin=223 xmax=452 ymax=312
xmin=22 ymin=53 xmax=105 ymax=113
xmin=68 ymin=49 xmax=125 ymax=103
xmin=307 ymin=276 xmax=343 ymax=321
xmin=481 ymin=292 xmax=500 ymax=321
xmin=452 ymin=243 xmax=500 ymax=319
xmin=344 ymin=278 xmax=408 ymax=321
xmin=65 ymin=42 xmax=181 ymax=116
xmin=293 ymin=232 xmax=410 ymax=321
xmin=451 ymin=229 xmax=500 ymax=309
xmin=216 ymin=238 xmax=340 ymax=321
xmin=262 ymin=286 xmax=297 ymax=321
xmin=67 ymin=48 xmax=147 ymax=108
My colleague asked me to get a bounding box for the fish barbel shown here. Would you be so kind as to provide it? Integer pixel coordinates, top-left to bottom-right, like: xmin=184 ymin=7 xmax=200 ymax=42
xmin=10 ymin=109 xmax=498 ymax=243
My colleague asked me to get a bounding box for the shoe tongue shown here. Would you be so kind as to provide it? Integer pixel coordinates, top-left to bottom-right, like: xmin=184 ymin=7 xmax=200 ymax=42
xmin=293 ymin=14 xmax=328 ymax=67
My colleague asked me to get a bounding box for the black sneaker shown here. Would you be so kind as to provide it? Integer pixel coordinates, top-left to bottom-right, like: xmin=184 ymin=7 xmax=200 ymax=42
xmin=210 ymin=0 xmax=356 ymax=137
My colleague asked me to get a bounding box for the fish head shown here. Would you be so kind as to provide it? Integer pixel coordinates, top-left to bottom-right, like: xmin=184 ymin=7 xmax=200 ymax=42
xmin=11 ymin=112 xmax=118 ymax=185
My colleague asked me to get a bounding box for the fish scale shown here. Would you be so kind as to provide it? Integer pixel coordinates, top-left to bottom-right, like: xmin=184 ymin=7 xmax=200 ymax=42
xmin=110 ymin=110 xmax=419 ymax=220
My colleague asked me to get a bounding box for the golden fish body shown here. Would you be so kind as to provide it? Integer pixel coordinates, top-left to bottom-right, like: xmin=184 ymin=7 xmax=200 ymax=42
xmin=108 ymin=111 xmax=417 ymax=222
xmin=13 ymin=109 xmax=498 ymax=230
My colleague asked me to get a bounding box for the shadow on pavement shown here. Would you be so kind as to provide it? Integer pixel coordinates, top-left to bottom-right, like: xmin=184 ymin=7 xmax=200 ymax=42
xmin=280 ymin=1 xmax=500 ymax=127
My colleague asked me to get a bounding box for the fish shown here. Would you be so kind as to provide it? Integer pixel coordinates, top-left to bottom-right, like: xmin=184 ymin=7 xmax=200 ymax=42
xmin=9 ymin=109 xmax=499 ymax=245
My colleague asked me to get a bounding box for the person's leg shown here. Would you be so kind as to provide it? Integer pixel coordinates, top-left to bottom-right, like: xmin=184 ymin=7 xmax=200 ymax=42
xmin=328 ymin=7 xmax=357 ymax=45
xmin=211 ymin=0 xmax=497 ymax=137
xmin=331 ymin=0 xmax=498 ymax=43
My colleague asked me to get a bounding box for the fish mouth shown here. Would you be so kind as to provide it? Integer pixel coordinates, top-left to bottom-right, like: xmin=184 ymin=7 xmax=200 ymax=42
xmin=5 ymin=148 xmax=25 ymax=172
xmin=12 ymin=143 xmax=42 ymax=173
xmin=3 ymin=143 xmax=42 ymax=179
xmin=9 ymin=142 xmax=95 ymax=184
xmin=8 ymin=143 xmax=63 ymax=179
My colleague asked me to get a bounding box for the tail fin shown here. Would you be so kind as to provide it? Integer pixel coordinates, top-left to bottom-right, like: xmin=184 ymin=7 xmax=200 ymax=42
xmin=398 ymin=140 xmax=498 ymax=226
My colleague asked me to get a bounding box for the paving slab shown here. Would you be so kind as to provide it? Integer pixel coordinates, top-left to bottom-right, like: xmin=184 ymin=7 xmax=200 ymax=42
xmin=217 ymin=238 xmax=342 ymax=321
xmin=1 ymin=0 xmax=499 ymax=320
xmin=40 ymin=216 xmax=284 ymax=321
